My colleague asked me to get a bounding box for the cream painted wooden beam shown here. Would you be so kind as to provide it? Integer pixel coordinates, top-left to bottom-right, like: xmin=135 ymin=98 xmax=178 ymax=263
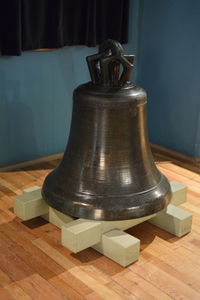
xmin=61 ymin=219 xmax=102 ymax=253
xmin=14 ymin=187 xmax=48 ymax=221
xmin=60 ymin=214 xmax=155 ymax=254
xmin=147 ymin=181 xmax=191 ymax=237
xmin=170 ymin=181 xmax=187 ymax=206
xmin=93 ymin=229 xmax=140 ymax=267
xmin=149 ymin=204 xmax=192 ymax=237
xmin=48 ymin=207 xmax=73 ymax=228
xmin=23 ymin=186 xmax=41 ymax=193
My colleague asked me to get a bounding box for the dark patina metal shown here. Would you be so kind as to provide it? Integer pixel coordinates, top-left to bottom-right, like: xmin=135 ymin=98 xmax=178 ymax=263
xmin=42 ymin=39 xmax=171 ymax=220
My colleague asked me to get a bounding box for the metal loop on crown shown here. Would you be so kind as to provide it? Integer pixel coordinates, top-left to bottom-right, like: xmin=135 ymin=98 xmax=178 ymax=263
xmin=86 ymin=39 xmax=135 ymax=87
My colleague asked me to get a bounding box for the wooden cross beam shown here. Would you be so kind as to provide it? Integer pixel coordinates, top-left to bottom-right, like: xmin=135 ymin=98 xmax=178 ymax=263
xmin=13 ymin=181 xmax=192 ymax=267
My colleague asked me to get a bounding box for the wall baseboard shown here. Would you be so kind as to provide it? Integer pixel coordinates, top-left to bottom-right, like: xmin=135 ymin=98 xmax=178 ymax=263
xmin=0 ymin=145 xmax=199 ymax=174
xmin=0 ymin=153 xmax=63 ymax=172
xmin=151 ymin=144 xmax=200 ymax=174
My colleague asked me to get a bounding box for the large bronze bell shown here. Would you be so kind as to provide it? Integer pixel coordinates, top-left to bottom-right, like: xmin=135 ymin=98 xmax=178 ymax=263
xmin=42 ymin=40 xmax=171 ymax=220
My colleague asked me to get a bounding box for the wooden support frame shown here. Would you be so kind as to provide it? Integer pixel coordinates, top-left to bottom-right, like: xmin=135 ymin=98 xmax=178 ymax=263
xmin=13 ymin=181 xmax=192 ymax=267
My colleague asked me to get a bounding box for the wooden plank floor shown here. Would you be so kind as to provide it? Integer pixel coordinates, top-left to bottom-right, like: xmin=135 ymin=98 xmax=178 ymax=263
xmin=0 ymin=158 xmax=199 ymax=299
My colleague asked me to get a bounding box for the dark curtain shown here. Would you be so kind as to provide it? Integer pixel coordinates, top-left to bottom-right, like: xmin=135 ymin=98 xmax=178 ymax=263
xmin=0 ymin=0 xmax=129 ymax=56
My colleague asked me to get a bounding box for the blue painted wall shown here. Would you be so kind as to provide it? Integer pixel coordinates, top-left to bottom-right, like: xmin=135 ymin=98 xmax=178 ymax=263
xmin=0 ymin=0 xmax=200 ymax=166
xmin=0 ymin=47 xmax=96 ymax=166
xmin=136 ymin=0 xmax=200 ymax=157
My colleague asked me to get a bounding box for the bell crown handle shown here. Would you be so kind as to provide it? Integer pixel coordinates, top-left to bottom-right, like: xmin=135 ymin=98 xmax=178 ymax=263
xmin=86 ymin=39 xmax=135 ymax=87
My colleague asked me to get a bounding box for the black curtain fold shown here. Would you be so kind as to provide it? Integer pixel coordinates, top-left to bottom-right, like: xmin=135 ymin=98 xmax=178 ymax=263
xmin=0 ymin=0 xmax=129 ymax=56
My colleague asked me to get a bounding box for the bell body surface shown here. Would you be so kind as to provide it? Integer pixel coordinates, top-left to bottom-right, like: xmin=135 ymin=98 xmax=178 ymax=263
xmin=42 ymin=81 xmax=171 ymax=220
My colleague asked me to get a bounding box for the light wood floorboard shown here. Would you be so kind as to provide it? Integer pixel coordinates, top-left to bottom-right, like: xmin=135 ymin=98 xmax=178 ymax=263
xmin=0 ymin=158 xmax=199 ymax=299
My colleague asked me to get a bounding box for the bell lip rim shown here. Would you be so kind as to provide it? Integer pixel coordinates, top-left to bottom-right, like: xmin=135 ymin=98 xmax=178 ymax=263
xmin=42 ymin=192 xmax=171 ymax=221
xmin=42 ymin=175 xmax=172 ymax=221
